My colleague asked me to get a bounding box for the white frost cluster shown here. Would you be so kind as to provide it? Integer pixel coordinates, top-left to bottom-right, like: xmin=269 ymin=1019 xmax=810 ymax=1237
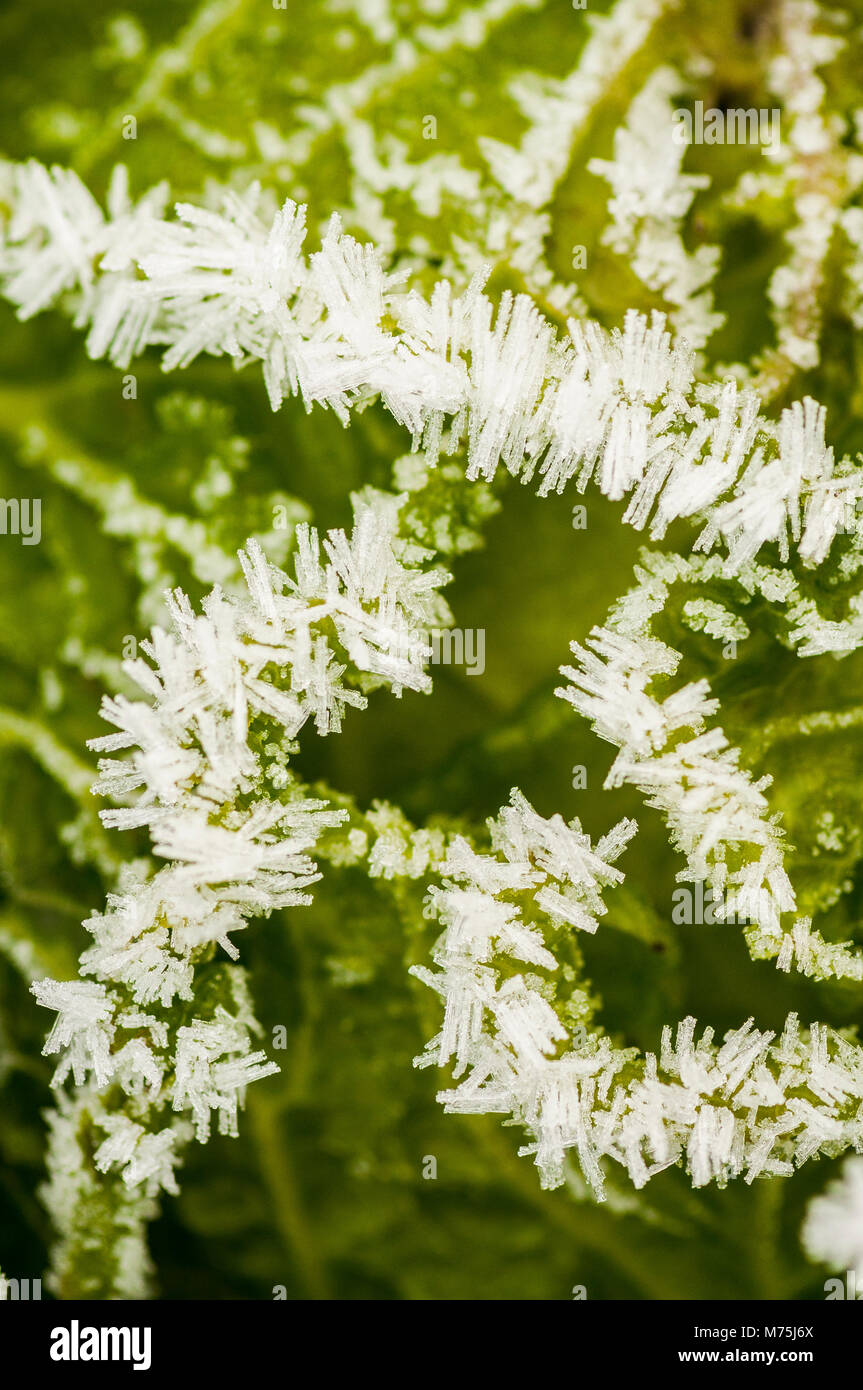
xmin=31 ymin=489 xmax=449 ymax=1282
xmin=557 ymin=551 xmax=863 ymax=982
xmin=2 ymin=162 xmax=861 ymax=575
xmin=0 ymin=162 xmax=169 ymax=364
xmin=412 ymin=789 xmax=636 ymax=1187
xmin=802 ymin=1157 xmax=863 ymax=1280
xmin=478 ymin=0 xmax=673 ymax=211
xmin=588 ymin=67 xmax=722 ymax=350
xmin=762 ymin=0 xmax=852 ymax=374
xmin=5 ymin=3 xmax=863 ymax=1279
xmin=414 ymin=794 xmax=863 ymax=1194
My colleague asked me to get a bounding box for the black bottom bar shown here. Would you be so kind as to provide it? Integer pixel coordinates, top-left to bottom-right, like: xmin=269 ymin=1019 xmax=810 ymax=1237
xmin=0 ymin=1297 xmax=855 ymax=1377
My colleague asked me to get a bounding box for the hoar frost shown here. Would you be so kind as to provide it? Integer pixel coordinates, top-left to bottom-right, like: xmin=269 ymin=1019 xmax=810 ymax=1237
xmin=3 ymin=0 xmax=863 ymax=1298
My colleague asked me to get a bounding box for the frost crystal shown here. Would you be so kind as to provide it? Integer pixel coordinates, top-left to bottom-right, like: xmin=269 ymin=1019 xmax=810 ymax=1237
xmin=7 ymin=0 xmax=863 ymax=1299
xmin=3 ymin=164 xmax=862 ymax=576
xmin=30 ymin=488 xmax=450 ymax=1294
